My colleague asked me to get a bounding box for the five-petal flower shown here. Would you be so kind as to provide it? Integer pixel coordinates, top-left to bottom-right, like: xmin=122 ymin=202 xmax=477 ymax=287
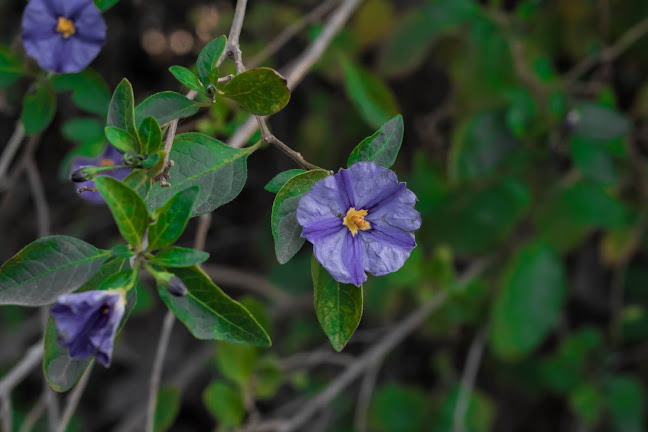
xmin=50 ymin=290 xmax=125 ymax=366
xmin=297 ymin=161 xmax=422 ymax=287
xmin=21 ymin=0 xmax=106 ymax=74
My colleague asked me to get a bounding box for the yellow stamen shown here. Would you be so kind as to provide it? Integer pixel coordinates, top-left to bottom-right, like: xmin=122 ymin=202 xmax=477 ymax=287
xmin=100 ymin=158 xmax=115 ymax=167
xmin=343 ymin=207 xmax=371 ymax=236
xmin=56 ymin=17 xmax=76 ymax=39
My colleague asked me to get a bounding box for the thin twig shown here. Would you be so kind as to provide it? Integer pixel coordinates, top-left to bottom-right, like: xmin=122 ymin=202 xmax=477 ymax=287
xmin=17 ymin=394 xmax=46 ymax=432
xmin=227 ymin=0 xmax=363 ymax=158
xmin=452 ymin=328 xmax=488 ymax=432
xmin=353 ymin=355 xmax=384 ymax=432
xmin=24 ymin=157 xmax=50 ymax=238
xmin=564 ymin=15 xmax=648 ymax=86
xmin=145 ymin=310 xmax=175 ymax=432
xmin=55 ymin=362 xmax=93 ymax=432
xmin=1 ymin=397 xmax=11 ymax=432
xmin=248 ymin=0 xmax=339 ymax=69
xmin=194 ymin=213 xmax=212 ymax=251
xmin=225 ymin=0 xmax=323 ymax=171
xmin=0 ymin=120 xmax=25 ymax=190
xmin=0 ymin=343 xmax=44 ymax=396
xmin=154 ymin=89 xmax=199 ymax=186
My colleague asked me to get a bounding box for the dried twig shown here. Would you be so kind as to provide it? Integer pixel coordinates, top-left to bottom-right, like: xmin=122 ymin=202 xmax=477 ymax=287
xmin=452 ymin=328 xmax=488 ymax=432
xmin=0 ymin=120 xmax=25 ymax=190
xmin=0 ymin=343 xmax=44 ymax=396
xmin=145 ymin=310 xmax=175 ymax=432
xmin=55 ymin=362 xmax=94 ymax=432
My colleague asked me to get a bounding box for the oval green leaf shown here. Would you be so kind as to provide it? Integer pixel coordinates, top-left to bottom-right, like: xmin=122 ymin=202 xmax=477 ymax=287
xmin=169 ymin=65 xmax=203 ymax=92
xmin=221 ymin=68 xmax=291 ymax=116
xmin=148 ymin=186 xmax=200 ymax=250
xmin=271 ymin=169 xmax=330 ymax=264
xmin=490 ymin=242 xmax=566 ymax=360
xmin=135 ymin=91 xmax=200 ymax=127
xmin=264 ymin=169 xmax=306 ymax=193
xmin=0 ymin=236 xmax=109 ymax=306
xmin=347 ymin=114 xmax=404 ymax=168
xmin=158 ymin=266 xmax=270 ymax=346
xmin=146 ymin=133 xmax=256 ymax=216
xmin=150 ymin=247 xmax=209 ymax=268
xmin=94 ymin=176 xmax=150 ymax=249
xmin=21 ymin=81 xmax=56 ymax=135
xmin=107 ymin=78 xmax=137 ymax=137
xmin=312 ymin=255 xmax=363 ymax=352
xmin=197 ymin=35 xmax=227 ymax=85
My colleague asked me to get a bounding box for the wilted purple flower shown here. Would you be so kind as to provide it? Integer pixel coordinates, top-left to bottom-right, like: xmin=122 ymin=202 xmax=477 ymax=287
xmin=50 ymin=290 xmax=125 ymax=366
xmin=297 ymin=162 xmax=421 ymax=287
xmin=21 ymin=0 xmax=106 ymax=74
xmin=70 ymin=145 xmax=129 ymax=203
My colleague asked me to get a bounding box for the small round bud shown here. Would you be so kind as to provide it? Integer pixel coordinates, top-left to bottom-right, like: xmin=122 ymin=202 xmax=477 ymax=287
xmin=167 ymin=277 xmax=188 ymax=297
xmin=562 ymin=110 xmax=580 ymax=134
xmin=70 ymin=168 xmax=92 ymax=183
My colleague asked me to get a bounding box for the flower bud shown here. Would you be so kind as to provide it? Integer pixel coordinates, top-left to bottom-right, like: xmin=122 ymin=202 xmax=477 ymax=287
xmin=167 ymin=277 xmax=188 ymax=297
xmin=70 ymin=167 xmax=92 ymax=182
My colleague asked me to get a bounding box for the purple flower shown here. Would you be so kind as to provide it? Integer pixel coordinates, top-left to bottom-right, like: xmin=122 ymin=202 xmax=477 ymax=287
xmin=21 ymin=0 xmax=106 ymax=74
xmin=50 ymin=290 xmax=125 ymax=366
xmin=70 ymin=145 xmax=130 ymax=203
xmin=297 ymin=162 xmax=421 ymax=287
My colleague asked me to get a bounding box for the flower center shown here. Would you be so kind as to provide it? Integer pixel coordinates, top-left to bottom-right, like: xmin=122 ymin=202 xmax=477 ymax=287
xmin=100 ymin=158 xmax=115 ymax=167
xmin=343 ymin=207 xmax=371 ymax=236
xmin=56 ymin=17 xmax=76 ymax=39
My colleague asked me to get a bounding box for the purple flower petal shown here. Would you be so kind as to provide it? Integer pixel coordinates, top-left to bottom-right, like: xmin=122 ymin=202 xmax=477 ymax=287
xmin=51 ymin=290 xmax=125 ymax=366
xmin=365 ymin=187 xmax=421 ymax=233
xmin=335 ymin=168 xmax=356 ymax=209
xmin=312 ymin=228 xmax=357 ymax=285
xmin=297 ymin=175 xmax=347 ymax=227
xmin=302 ymin=217 xmax=344 ymax=242
xmin=342 ymin=232 xmax=366 ymax=287
xmin=347 ymin=162 xmax=399 ymax=209
xmin=360 ymin=223 xmax=416 ymax=277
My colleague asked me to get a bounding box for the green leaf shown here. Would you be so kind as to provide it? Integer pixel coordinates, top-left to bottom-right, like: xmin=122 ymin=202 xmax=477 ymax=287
xmin=341 ymin=56 xmax=399 ymax=128
xmin=449 ymin=110 xmax=518 ymax=183
xmin=21 ymin=81 xmax=56 ymax=135
xmin=94 ymin=0 xmax=119 ymax=11
xmin=123 ymin=169 xmax=152 ymax=200
xmin=94 ymin=177 xmax=149 ymax=248
xmin=426 ymin=178 xmax=530 ymax=255
xmin=98 ymin=269 xmax=139 ymax=291
xmin=148 ymin=186 xmax=200 ymax=250
xmin=139 ymin=116 xmax=164 ymax=154
xmin=490 ymin=242 xmax=566 ymax=360
xmin=110 ymin=244 xmax=135 ymax=258
xmin=369 ymin=384 xmax=430 ymax=432
xmin=569 ymin=137 xmax=618 ymax=185
xmin=0 ymin=236 xmax=109 ymax=306
xmin=221 ymin=67 xmax=291 ymax=116
xmin=52 ymin=69 xmax=111 ymax=116
xmin=215 ymin=341 xmax=259 ymax=389
xmin=264 ymin=169 xmax=306 ymax=193
xmin=169 ymin=66 xmax=203 ymax=92
xmin=433 ymin=385 xmax=495 ymax=432
xmin=0 ymin=45 xmax=25 ymax=88
xmin=271 ymin=170 xmax=330 ymax=264
xmin=569 ymin=384 xmax=603 ymax=426
xmin=158 ymin=266 xmax=271 ymax=346
xmin=105 ymin=126 xmax=139 ymax=154
xmin=150 ymin=247 xmax=209 ymax=268
xmin=347 ymin=114 xmax=404 ymax=168
xmin=606 ymin=375 xmax=645 ymax=432
xmin=573 ymin=104 xmax=630 ymax=141
xmin=42 ymin=316 xmax=93 ymax=393
xmin=146 ymin=133 xmax=256 ymax=216
xmin=202 ymin=381 xmax=245 ymax=427
xmin=196 ymin=35 xmax=227 ymax=85
xmin=378 ymin=0 xmax=478 ymax=77
xmin=107 ymin=78 xmax=137 ymax=137
xmin=312 ymin=255 xmax=363 ymax=352
xmin=62 ymin=118 xmax=105 ymax=146
xmin=135 ymin=91 xmax=200 ymax=127
xmin=153 ymin=387 xmax=181 ymax=432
